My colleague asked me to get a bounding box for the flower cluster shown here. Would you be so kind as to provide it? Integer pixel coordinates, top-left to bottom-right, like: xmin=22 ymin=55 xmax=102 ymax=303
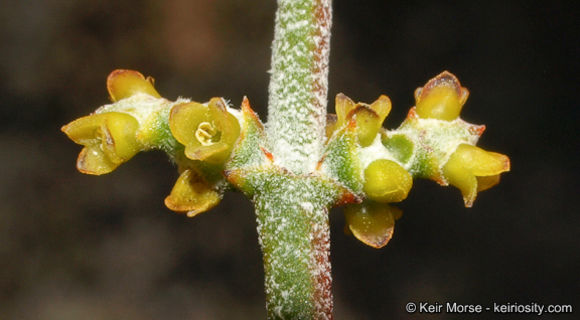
xmin=61 ymin=70 xmax=158 ymax=175
xmin=412 ymin=72 xmax=510 ymax=207
xmin=326 ymin=93 xmax=411 ymax=248
xmin=62 ymin=69 xmax=241 ymax=217
xmin=62 ymin=69 xmax=510 ymax=243
xmin=324 ymin=71 xmax=510 ymax=248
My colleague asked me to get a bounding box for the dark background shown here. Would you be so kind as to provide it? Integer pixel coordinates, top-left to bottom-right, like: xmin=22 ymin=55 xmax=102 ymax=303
xmin=1 ymin=1 xmax=577 ymax=319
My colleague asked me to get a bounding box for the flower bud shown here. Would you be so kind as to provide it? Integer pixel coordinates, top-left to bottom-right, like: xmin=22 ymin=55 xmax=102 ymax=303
xmin=443 ymin=144 xmax=510 ymax=207
xmin=169 ymin=98 xmax=240 ymax=164
xmin=415 ymin=71 xmax=469 ymax=121
xmin=61 ymin=112 xmax=140 ymax=175
xmin=345 ymin=201 xmax=402 ymax=248
xmin=164 ymin=169 xmax=221 ymax=217
xmin=363 ymin=159 xmax=412 ymax=203
xmin=106 ymin=69 xmax=161 ymax=102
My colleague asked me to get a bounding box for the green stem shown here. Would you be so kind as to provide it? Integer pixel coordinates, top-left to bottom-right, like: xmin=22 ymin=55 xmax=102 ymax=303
xmin=266 ymin=0 xmax=332 ymax=174
xmin=254 ymin=174 xmax=334 ymax=319
xmin=258 ymin=0 xmax=334 ymax=319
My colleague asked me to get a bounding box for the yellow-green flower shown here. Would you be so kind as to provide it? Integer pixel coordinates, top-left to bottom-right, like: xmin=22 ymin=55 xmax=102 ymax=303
xmin=61 ymin=112 xmax=141 ymax=175
xmin=345 ymin=201 xmax=402 ymax=248
xmin=169 ymin=98 xmax=240 ymax=164
xmin=443 ymin=144 xmax=510 ymax=207
xmin=61 ymin=69 xmax=165 ymax=175
xmin=363 ymin=159 xmax=412 ymax=203
xmin=414 ymin=71 xmax=469 ymax=121
xmin=332 ymin=93 xmax=392 ymax=146
xmin=164 ymin=168 xmax=221 ymax=217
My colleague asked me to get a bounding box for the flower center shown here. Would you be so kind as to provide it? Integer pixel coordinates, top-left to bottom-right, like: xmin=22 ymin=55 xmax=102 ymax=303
xmin=195 ymin=122 xmax=219 ymax=146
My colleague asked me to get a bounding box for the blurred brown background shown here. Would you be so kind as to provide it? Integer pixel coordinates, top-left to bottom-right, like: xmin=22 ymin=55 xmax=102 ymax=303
xmin=0 ymin=0 xmax=577 ymax=319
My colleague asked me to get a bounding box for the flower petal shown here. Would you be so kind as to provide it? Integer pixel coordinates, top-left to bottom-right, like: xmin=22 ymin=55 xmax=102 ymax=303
xmin=107 ymin=69 xmax=161 ymax=102
xmin=443 ymin=144 xmax=510 ymax=207
xmin=449 ymin=144 xmax=511 ymax=177
xmin=369 ymin=94 xmax=392 ymax=121
xmin=164 ymin=169 xmax=221 ymax=217
xmin=345 ymin=202 xmax=402 ymax=249
xmin=100 ymin=113 xmax=140 ymax=163
xmin=443 ymin=157 xmax=478 ymax=207
xmin=169 ymin=101 xmax=209 ymax=147
xmin=62 ymin=113 xmax=104 ymax=145
xmin=349 ymin=105 xmax=380 ymax=147
xmin=184 ymin=142 xmax=229 ymax=163
xmin=477 ymin=175 xmax=501 ymax=192
xmin=208 ymin=98 xmax=240 ymax=154
xmin=76 ymin=146 xmax=119 ymax=175
xmin=363 ymin=159 xmax=412 ymax=203
xmin=415 ymin=71 xmax=468 ymax=121
xmin=342 ymin=95 xmax=392 ymax=147
xmin=62 ymin=112 xmax=140 ymax=174
xmin=335 ymin=93 xmax=356 ymax=127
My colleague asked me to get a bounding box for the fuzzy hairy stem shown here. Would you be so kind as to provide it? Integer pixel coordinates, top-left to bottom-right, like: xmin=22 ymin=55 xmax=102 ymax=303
xmin=266 ymin=0 xmax=331 ymax=174
xmin=253 ymin=173 xmax=335 ymax=320
xmin=259 ymin=0 xmax=334 ymax=319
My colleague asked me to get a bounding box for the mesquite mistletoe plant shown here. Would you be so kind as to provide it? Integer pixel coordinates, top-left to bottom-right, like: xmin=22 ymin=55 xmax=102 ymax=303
xmin=62 ymin=1 xmax=510 ymax=319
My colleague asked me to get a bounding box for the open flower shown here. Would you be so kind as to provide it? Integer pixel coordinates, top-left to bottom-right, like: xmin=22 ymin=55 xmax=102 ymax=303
xmin=331 ymin=93 xmax=392 ymax=146
xmin=164 ymin=168 xmax=221 ymax=217
xmin=443 ymin=144 xmax=510 ymax=207
xmin=414 ymin=71 xmax=469 ymax=121
xmin=363 ymin=159 xmax=412 ymax=203
xmin=169 ymin=98 xmax=240 ymax=164
xmin=61 ymin=69 xmax=165 ymax=175
xmin=345 ymin=201 xmax=403 ymax=248
xmin=61 ymin=112 xmax=141 ymax=175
